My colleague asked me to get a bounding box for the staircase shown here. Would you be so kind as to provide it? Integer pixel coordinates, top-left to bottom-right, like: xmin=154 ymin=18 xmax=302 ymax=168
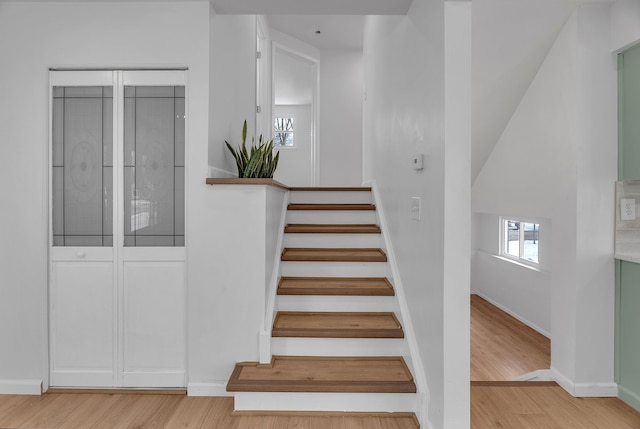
xmin=227 ymin=187 xmax=418 ymax=415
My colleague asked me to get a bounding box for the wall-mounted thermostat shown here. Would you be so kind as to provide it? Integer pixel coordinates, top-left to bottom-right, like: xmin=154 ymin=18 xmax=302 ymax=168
xmin=412 ymin=154 xmax=424 ymax=171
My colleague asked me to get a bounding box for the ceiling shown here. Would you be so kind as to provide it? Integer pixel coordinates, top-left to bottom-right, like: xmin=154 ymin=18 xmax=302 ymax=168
xmin=209 ymin=0 xmax=412 ymax=15
xmin=267 ymin=15 xmax=366 ymax=50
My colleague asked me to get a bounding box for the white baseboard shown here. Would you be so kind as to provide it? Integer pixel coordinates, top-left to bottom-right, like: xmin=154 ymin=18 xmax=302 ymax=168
xmin=513 ymin=369 xmax=553 ymax=382
xmin=187 ymin=381 xmax=232 ymax=397
xmin=0 ymin=379 xmax=42 ymax=395
xmin=551 ymin=368 xmax=618 ymax=397
xmin=471 ymin=291 xmax=550 ymax=338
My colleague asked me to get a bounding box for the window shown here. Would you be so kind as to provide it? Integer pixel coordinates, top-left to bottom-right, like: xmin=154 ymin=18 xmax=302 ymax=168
xmin=501 ymin=218 xmax=539 ymax=264
xmin=274 ymin=117 xmax=294 ymax=147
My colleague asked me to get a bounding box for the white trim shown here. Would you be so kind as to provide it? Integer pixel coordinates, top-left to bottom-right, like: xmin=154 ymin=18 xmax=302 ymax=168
xmin=0 ymin=380 xmax=42 ymax=395
xmin=187 ymin=381 xmax=232 ymax=397
xmin=260 ymin=190 xmax=290 ymax=363
xmin=367 ymin=180 xmax=428 ymax=424
xmin=271 ymin=42 xmax=319 ymax=186
xmin=551 ymin=367 xmax=618 ymax=397
xmin=472 ymin=290 xmax=551 ymax=338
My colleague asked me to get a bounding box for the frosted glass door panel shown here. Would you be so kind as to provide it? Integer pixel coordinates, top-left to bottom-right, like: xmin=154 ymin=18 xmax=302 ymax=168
xmin=123 ymin=86 xmax=185 ymax=247
xmin=52 ymin=86 xmax=113 ymax=246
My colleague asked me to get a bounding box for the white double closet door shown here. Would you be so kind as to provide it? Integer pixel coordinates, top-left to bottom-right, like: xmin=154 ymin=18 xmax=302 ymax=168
xmin=49 ymin=70 xmax=186 ymax=388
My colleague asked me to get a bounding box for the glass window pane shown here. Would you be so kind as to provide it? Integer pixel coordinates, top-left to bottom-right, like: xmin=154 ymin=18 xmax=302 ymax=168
xmin=64 ymin=86 xmax=104 ymax=98
xmin=123 ymin=85 xmax=185 ymax=247
xmin=505 ymin=220 xmax=520 ymax=258
xmin=522 ymin=223 xmax=539 ymax=263
xmin=51 ymin=86 xmax=113 ymax=247
xmin=274 ymin=117 xmax=295 ymax=147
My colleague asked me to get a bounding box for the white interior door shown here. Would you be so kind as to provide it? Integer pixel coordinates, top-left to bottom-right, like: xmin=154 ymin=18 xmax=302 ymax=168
xmin=49 ymin=70 xmax=186 ymax=388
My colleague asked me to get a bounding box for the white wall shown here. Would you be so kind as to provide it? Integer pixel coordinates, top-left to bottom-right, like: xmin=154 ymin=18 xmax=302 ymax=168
xmin=611 ymin=0 xmax=640 ymax=52
xmin=363 ymin=0 xmax=471 ymax=427
xmin=273 ymin=104 xmax=313 ymax=186
xmin=0 ymin=1 xmax=210 ymax=389
xmin=472 ymin=4 xmax=617 ymax=395
xmin=319 ymin=49 xmax=363 ymax=186
xmin=209 ymin=14 xmax=257 ymax=178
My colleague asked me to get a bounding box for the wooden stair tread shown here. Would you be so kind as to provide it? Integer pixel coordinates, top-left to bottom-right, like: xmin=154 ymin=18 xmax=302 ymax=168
xmin=285 ymin=224 xmax=381 ymax=234
xmin=272 ymin=312 xmax=404 ymax=338
xmin=278 ymin=277 xmax=395 ymax=296
xmin=282 ymin=248 xmax=387 ymax=262
xmin=227 ymin=356 xmax=416 ymax=393
xmin=288 ymin=203 xmax=376 ymax=211
xmin=289 ymin=187 xmax=372 ymax=192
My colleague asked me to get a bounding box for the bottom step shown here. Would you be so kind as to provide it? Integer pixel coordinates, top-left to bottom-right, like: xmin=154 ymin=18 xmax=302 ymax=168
xmin=227 ymin=356 xmax=416 ymax=393
xmin=233 ymin=391 xmax=419 ymax=413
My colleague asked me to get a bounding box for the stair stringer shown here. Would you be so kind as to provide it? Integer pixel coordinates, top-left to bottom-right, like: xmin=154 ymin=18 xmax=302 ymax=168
xmin=259 ymin=190 xmax=291 ymax=364
xmin=367 ymin=180 xmax=430 ymax=425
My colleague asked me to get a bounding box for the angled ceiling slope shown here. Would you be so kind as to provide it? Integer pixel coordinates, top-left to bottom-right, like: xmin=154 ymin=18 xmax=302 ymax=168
xmin=472 ymin=0 xmax=582 ymax=184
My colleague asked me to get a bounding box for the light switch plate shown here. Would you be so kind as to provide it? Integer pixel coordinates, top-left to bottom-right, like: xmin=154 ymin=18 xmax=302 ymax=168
xmin=410 ymin=197 xmax=421 ymax=221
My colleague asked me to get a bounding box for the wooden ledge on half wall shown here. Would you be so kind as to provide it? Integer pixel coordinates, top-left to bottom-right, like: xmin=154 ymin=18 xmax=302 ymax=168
xmin=205 ymin=178 xmax=289 ymax=191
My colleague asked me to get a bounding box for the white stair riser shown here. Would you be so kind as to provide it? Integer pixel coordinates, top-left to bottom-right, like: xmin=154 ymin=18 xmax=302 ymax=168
xmin=271 ymin=338 xmax=407 ymax=357
xmin=281 ymin=261 xmax=388 ymax=277
xmin=233 ymin=392 xmax=418 ymax=413
xmin=287 ymin=211 xmax=377 ymax=224
xmin=277 ymin=295 xmax=396 ymax=312
xmin=289 ymin=191 xmax=372 ymax=204
xmin=283 ymin=233 xmax=381 ymax=248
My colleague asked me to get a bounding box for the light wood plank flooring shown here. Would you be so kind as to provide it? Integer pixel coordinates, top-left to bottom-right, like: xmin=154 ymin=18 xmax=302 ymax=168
xmin=472 ymin=384 xmax=640 ymax=429
xmin=0 ymin=393 xmax=419 ymax=429
xmin=471 ymin=294 xmax=550 ymax=381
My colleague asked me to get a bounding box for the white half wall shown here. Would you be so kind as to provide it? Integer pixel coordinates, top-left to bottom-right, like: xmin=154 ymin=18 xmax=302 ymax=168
xmin=188 ymin=184 xmax=287 ymax=392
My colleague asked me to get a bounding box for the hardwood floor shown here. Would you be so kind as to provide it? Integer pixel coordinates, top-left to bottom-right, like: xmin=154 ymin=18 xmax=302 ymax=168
xmin=2 ymin=295 xmax=638 ymax=428
xmin=472 ymin=384 xmax=640 ymax=429
xmin=0 ymin=393 xmax=419 ymax=429
xmin=471 ymin=294 xmax=640 ymax=428
xmin=471 ymin=294 xmax=550 ymax=381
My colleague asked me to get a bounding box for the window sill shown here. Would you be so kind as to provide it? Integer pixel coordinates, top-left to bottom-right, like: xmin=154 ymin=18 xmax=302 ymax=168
xmin=491 ymin=253 xmax=546 ymax=273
